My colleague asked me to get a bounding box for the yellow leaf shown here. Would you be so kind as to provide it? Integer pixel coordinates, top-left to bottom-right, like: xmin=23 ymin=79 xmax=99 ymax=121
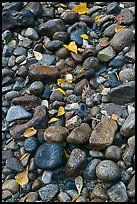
xmin=56 ymin=106 xmax=65 ymax=117
xmin=15 ymin=169 xmax=29 ymax=186
xmin=78 ymin=68 xmax=85 ymax=74
xmin=22 ymin=127 xmax=37 ymax=138
xmin=75 ymin=176 xmax=83 ymax=195
xmin=48 ymin=118 xmax=59 ymax=124
xmin=55 ymin=3 xmax=67 ymax=8
xmin=99 ymin=39 xmax=110 ymax=47
xmin=20 ymin=153 xmax=29 ymax=161
xmin=52 ymin=88 xmax=66 ymax=95
xmin=64 ymin=149 xmax=70 ymax=159
xmin=80 ymin=34 xmax=89 ymax=40
xmin=111 ymin=114 xmax=119 ymax=121
xmin=57 ymin=78 xmax=65 ymax=86
xmin=65 ymin=74 xmax=73 ymax=83
xmin=114 ymin=25 xmax=126 ymax=33
xmin=95 ymin=15 xmax=104 ymax=23
xmin=72 ymin=3 xmax=89 ymax=14
xmin=63 ymin=41 xmax=78 ymax=54
xmin=71 ymin=194 xmax=80 ymax=202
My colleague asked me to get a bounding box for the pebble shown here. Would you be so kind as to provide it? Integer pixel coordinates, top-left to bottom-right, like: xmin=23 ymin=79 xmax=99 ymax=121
xmin=120 ymin=8 xmax=134 ymax=25
xmin=44 ymin=126 xmax=69 ymax=142
xmin=2 ymin=179 xmax=19 ymax=194
xmin=66 ymin=123 xmax=92 ymax=144
xmin=15 ymin=55 xmax=26 ymax=64
xmin=2 ymin=190 xmax=12 ymax=200
xmin=60 ymin=11 xmax=79 ymax=24
xmin=89 ymin=116 xmax=117 ymax=150
xmin=90 ymin=183 xmax=108 ymax=201
xmin=50 ymin=90 xmax=64 ymax=101
xmin=6 ymin=105 xmax=32 ymax=123
xmin=25 ymin=192 xmax=38 ymax=202
xmin=13 ymin=47 xmax=27 ymax=56
xmin=5 ymin=91 xmax=19 ymax=101
xmin=120 ymin=112 xmax=135 ymax=137
xmin=25 ymin=27 xmax=39 ymax=40
xmin=46 ymin=40 xmax=63 ymax=52
xmin=6 ymin=157 xmax=24 ymax=172
xmin=74 ymin=79 xmax=88 ymax=95
xmin=70 ymin=28 xmax=86 ymax=46
xmin=39 ymin=54 xmax=55 ymax=66
xmin=29 ymin=81 xmax=44 ymax=96
xmin=108 ymin=55 xmax=126 ymax=67
xmin=55 ymin=47 xmax=70 ymax=59
xmin=53 ymin=31 xmax=68 ymax=42
xmin=105 ymin=145 xmax=121 ymax=161
xmin=31 ymin=178 xmax=42 ymax=191
xmin=106 ymin=2 xmax=120 ymax=14
xmin=24 ymin=137 xmax=39 ymax=152
xmin=34 ymin=142 xmax=64 ymax=169
xmin=57 ymin=192 xmax=71 ymax=202
xmin=84 ymin=159 xmax=101 ymax=179
xmin=119 ymin=68 xmax=135 ymax=82
xmin=83 ymin=56 xmax=100 ymax=70
xmin=96 ymin=160 xmax=121 ymax=182
xmin=107 ymin=181 xmax=128 ymax=202
xmin=38 ymin=184 xmax=58 ymax=201
xmin=42 ymin=170 xmax=52 ymax=184
xmin=98 ymin=46 xmax=116 ymax=62
xmin=122 ymin=144 xmax=135 ymax=166
xmin=65 ymin=179 xmax=77 ymax=190
xmin=127 ymin=175 xmax=135 ymax=198
xmin=65 ymin=115 xmax=82 ymax=130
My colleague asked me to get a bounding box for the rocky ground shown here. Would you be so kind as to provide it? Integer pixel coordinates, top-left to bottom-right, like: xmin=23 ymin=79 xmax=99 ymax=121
xmin=2 ymin=2 xmax=135 ymax=202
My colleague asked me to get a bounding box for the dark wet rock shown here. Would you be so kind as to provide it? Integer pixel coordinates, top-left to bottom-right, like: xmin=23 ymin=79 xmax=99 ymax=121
xmin=28 ymin=64 xmax=60 ymax=83
xmin=53 ymin=31 xmax=68 ymax=42
xmin=24 ymin=137 xmax=39 ymax=152
xmin=70 ymin=52 xmax=83 ymax=63
xmin=41 ymin=6 xmax=54 ymax=18
xmin=29 ymin=81 xmax=44 ymax=96
xmin=83 ymin=56 xmax=100 ymax=70
xmin=10 ymin=105 xmax=48 ymax=139
xmin=98 ymin=46 xmax=116 ymax=62
xmin=38 ymin=19 xmax=65 ymax=37
xmin=65 ymin=179 xmax=77 ymax=190
xmin=25 ymin=27 xmax=39 ymax=40
xmin=39 ymin=184 xmax=58 ymax=202
xmin=13 ymin=47 xmax=27 ymax=56
xmin=96 ymin=160 xmax=121 ymax=182
xmin=39 ymin=54 xmax=55 ymax=66
xmin=6 ymin=157 xmax=24 ymax=172
xmin=34 ymin=142 xmax=64 ymax=169
xmin=104 ymin=23 xmax=118 ymax=37
xmin=50 ymin=90 xmax=64 ymax=101
xmin=22 ymin=2 xmax=41 ymax=16
xmin=89 ymin=116 xmax=117 ymax=150
xmin=3 ymin=2 xmax=24 ymax=11
xmin=12 ymin=94 xmax=41 ymax=108
xmin=120 ymin=112 xmax=135 ymax=137
xmin=97 ymin=14 xmax=114 ymax=28
xmin=87 ymin=5 xmax=102 ymax=15
xmin=46 ymin=40 xmax=63 ymax=52
xmin=70 ymin=28 xmax=86 ymax=46
xmin=65 ymin=148 xmax=87 ymax=177
xmin=106 ymin=2 xmax=120 ymax=14
xmin=108 ymin=72 xmax=121 ymax=87
xmin=2 ymin=45 xmax=14 ymax=57
xmin=6 ymin=105 xmax=32 ymax=123
xmin=60 ymin=11 xmax=79 ymax=24
xmin=84 ymin=159 xmax=101 ymax=179
xmin=55 ymin=47 xmax=70 ymax=59
xmin=119 ymin=68 xmax=135 ymax=82
xmin=111 ymin=29 xmax=134 ymax=52
xmin=2 ymin=10 xmax=35 ymax=32
xmin=41 ymin=85 xmax=52 ymax=100
xmin=108 ymin=55 xmax=126 ymax=67
xmin=107 ymin=81 xmax=135 ymax=104
xmin=120 ymin=8 xmax=134 ymax=25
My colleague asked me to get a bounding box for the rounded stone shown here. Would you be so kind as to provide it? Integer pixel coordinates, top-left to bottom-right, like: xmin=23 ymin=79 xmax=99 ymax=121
xmin=96 ymin=160 xmax=121 ymax=182
xmin=25 ymin=27 xmax=39 ymax=40
xmin=34 ymin=142 xmax=64 ymax=169
xmin=29 ymin=81 xmax=44 ymax=96
xmin=46 ymin=40 xmax=63 ymax=52
xmin=83 ymin=56 xmax=100 ymax=70
xmin=42 ymin=170 xmax=52 ymax=184
xmin=24 ymin=137 xmax=39 ymax=152
xmin=53 ymin=31 xmax=68 ymax=42
xmin=38 ymin=184 xmax=59 ymax=202
xmin=105 ymin=145 xmax=121 ymax=161
xmin=74 ymin=79 xmax=88 ymax=95
xmin=2 ymin=179 xmax=19 ymax=194
xmin=60 ymin=11 xmax=79 ymax=24
xmin=6 ymin=157 xmax=24 ymax=172
xmin=119 ymin=68 xmax=135 ymax=82
xmin=55 ymin=47 xmax=70 ymax=59
xmin=50 ymin=90 xmax=64 ymax=101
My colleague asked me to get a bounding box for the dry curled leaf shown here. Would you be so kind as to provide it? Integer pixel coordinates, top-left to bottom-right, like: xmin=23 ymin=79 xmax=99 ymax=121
xmin=80 ymin=34 xmax=89 ymax=40
xmin=15 ymin=167 xmax=29 ymax=186
xmin=33 ymin=51 xmax=43 ymax=61
xmin=56 ymin=106 xmax=65 ymax=117
xmin=99 ymin=39 xmax=110 ymax=47
xmin=52 ymin=88 xmax=66 ymax=95
xmin=57 ymin=78 xmax=65 ymax=86
xmin=72 ymin=3 xmax=89 ymax=15
xmin=71 ymin=194 xmax=80 ymax=202
xmin=63 ymin=41 xmax=78 ymax=54
xmin=64 ymin=149 xmax=70 ymax=159
xmin=111 ymin=113 xmax=119 ymax=121
xmin=20 ymin=153 xmax=29 ymax=161
xmin=55 ymin=3 xmax=67 ymax=8
xmin=114 ymin=25 xmax=126 ymax=33
xmin=22 ymin=127 xmax=37 ymax=138
xmin=82 ymin=83 xmax=92 ymax=99
xmin=75 ymin=176 xmax=83 ymax=195
xmin=48 ymin=117 xmax=59 ymax=124
xmin=95 ymin=15 xmax=104 ymax=23
xmin=101 ymin=87 xmax=110 ymax=95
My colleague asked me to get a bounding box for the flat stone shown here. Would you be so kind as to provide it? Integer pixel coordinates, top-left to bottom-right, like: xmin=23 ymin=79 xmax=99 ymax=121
xmin=44 ymin=126 xmax=69 ymax=142
xmin=96 ymin=160 xmax=121 ymax=182
xmin=108 ymin=55 xmax=126 ymax=67
xmin=10 ymin=105 xmax=48 ymax=139
xmin=74 ymin=79 xmax=88 ymax=95
xmin=2 ymin=179 xmax=19 ymax=194
xmin=98 ymin=46 xmax=116 ymax=62
xmin=104 ymin=103 xmax=125 ymax=117
xmin=39 ymin=54 xmax=55 ymax=66
xmin=34 ymin=142 xmax=64 ymax=169
xmin=84 ymin=159 xmax=101 ymax=179
xmin=66 ymin=123 xmax=92 ymax=144
xmin=120 ymin=112 xmax=135 ymax=137
xmin=38 ymin=184 xmax=58 ymax=201
xmin=28 ymin=64 xmax=60 ymax=83
xmin=89 ymin=116 xmax=117 ymax=150
xmin=83 ymin=56 xmax=100 ymax=70
xmin=6 ymin=105 xmax=32 ymax=123
xmin=60 ymin=11 xmax=79 ymax=24
xmin=108 ymin=181 xmax=128 ymax=202
xmin=65 ymin=148 xmax=87 ymax=177
xmin=107 ymin=81 xmax=135 ymax=104
xmin=111 ymin=29 xmax=134 ymax=52
xmin=6 ymin=157 xmax=24 ymax=172
xmin=65 ymin=115 xmax=82 ymax=130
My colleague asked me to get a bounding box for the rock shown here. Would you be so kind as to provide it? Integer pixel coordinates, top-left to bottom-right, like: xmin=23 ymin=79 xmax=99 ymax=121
xmin=127 ymin=175 xmax=135 ymax=198
xmin=31 ymin=178 xmax=42 ymax=191
xmin=2 ymin=190 xmax=12 ymax=200
xmin=84 ymin=159 xmax=101 ymax=179
xmin=38 ymin=184 xmax=58 ymax=201
xmin=66 ymin=123 xmax=92 ymax=144
xmin=10 ymin=105 xmax=48 ymax=139
xmin=6 ymin=105 xmax=32 ymax=123
xmin=39 ymin=54 xmax=55 ymax=66
xmin=46 ymin=40 xmax=63 ymax=52
xmin=55 ymin=47 xmax=70 ymax=59
xmin=119 ymin=68 xmax=135 ymax=82
xmin=42 ymin=170 xmax=52 ymax=184
xmin=128 ymin=135 xmax=135 ymax=146
xmin=60 ymin=11 xmax=79 ymax=24
xmin=2 ymin=179 xmax=19 ymax=194
xmin=108 ymin=55 xmax=126 ymax=67
xmin=44 ymin=126 xmax=69 ymax=142
xmin=2 ymin=45 xmax=14 ymax=57
xmin=120 ymin=8 xmax=134 ymax=25
xmin=107 ymin=81 xmax=135 ymax=104
xmin=106 ymin=2 xmax=120 ymax=14
xmin=3 ymin=2 xmax=24 ymax=11
xmin=15 ymin=55 xmax=26 ymax=64
xmin=65 ymin=148 xmax=87 ymax=177
xmin=65 ymin=115 xmax=82 ymax=130
xmin=89 ymin=150 xmax=104 ymax=159
xmin=2 ymin=10 xmax=35 ymax=32
xmin=90 ymin=183 xmax=108 ymax=201
xmin=41 ymin=85 xmax=51 ymax=100
xmin=57 ymin=192 xmax=71 ymax=202
xmin=89 ymin=116 xmax=117 ymax=150
xmin=71 ymin=52 xmax=83 ymax=63
xmin=120 ymin=112 xmax=135 ymax=137
xmin=28 ymin=64 xmax=60 ymax=83
xmin=25 ymin=192 xmax=38 ymax=202
xmin=38 ymin=19 xmax=65 ymax=37
xmin=29 ymin=81 xmax=44 ymax=96
xmin=108 ymin=72 xmax=120 ymax=87
xmin=12 ymin=94 xmax=41 ymax=108
xmin=104 ymin=102 xmax=124 ymax=116
xmin=65 ymin=179 xmax=77 ymax=190
xmin=111 ymin=29 xmax=134 ymax=52
xmin=98 ymin=46 xmax=116 ymax=62
xmin=96 ymin=160 xmax=121 ymax=182
xmin=50 ymin=90 xmax=64 ymax=101
xmin=97 ymin=14 xmax=114 ymax=27
xmin=2 ymin=150 xmax=13 ymax=161
xmin=53 ymin=31 xmax=68 ymax=42
xmin=5 ymin=91 xmax=19 ymax=101
xmin=122 ymin=144 xmax=135 ymax=166
xmin=125 ymin=51 xmax=135 ymax=62
xmin=83 ymin=57 xmax=100 ymax=70
xmin=23 ymin=2 xmax=41 ymax=16
xmin=108 ymin=181 xmax=128 ymax=202
xmin=24 ymin=137 xmax=39 ymax=152
xmin=25 ymin=28 xmax=39 ymax=40
xmin=66 ymin=189 xmax=79 ymax=199
xmin=74 ymin=79 xmax=88 ymax=95
xmin=34 ymin=142 xmax=64 ymax=169
xmin=105 ymin=145 xmax=121 ymax=161
xmin=70 ymin=28 xmax=86 ymax=46
xmin=6 ymin=157 xmax=24 ymax=172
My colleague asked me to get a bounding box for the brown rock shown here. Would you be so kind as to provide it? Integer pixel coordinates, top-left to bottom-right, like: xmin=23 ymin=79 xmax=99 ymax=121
xmin=2 ymin=179 xmax=19 ymax=194
xmin=60 ymin=11 xmax=79 ymax=24
xmin=120 ymin=112 xmax=135 ymax=137
xmin=28 ymin=64 xmax=60 ymax=83
xmin=74 ymin=79 xmax=88 ymax=95
xmin=31 ymin=178 xmax=42 ymax=191
xmin=25 ymin=192 xmax=38 ymax=202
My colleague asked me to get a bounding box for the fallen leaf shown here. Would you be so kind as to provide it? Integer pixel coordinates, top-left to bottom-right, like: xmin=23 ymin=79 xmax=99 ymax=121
xmin=55 ymin=3 xmax=67 ymax=8
xmin=75 ymin=176 xmax=83 ymax=195
xmin=101 ymin=88 xmax=110 ymax=95
xmin=33 ymin=51 xmax=43 ymax=61
xmin=114 ymin=25 xmax=126 ymax=32
xmin=56 ymin=106 xmax=65 ymax=117
xmin=64 ymin=149 xmax=70 ymax=159
xmin=80 ymin=34 xmax=89 ymax=40
xmin=78 ymin=68 xmax=85 ymax=74
xmin=20 ymin=153 xmax=29 ymax=161
xmin=57 ymin=78 xmax=65 ymax=86
xmin=48 ymin=117 xmax=59 ymax=124
xmin=65 ymin=74 xmax=73 ymax=83
xmin=111 ymin=113 xmax=119 ymax=121
xmin=95 ymin=15 xmax=104 ymax=23
xmin=41 ymin=100 xmax=49 ymax=109
xmin=63 ymin=41 xmax=78 ymax=54
xmin=22 ymin=127 xmax=37 ymax=138
xmin=15 ymin=168 xmax=29 ymax=186
xmin=71 ymin=194 xmax=80 ymax=202
xmin=99 ymin=39 xmax=110 ymax=47
xmin=52 ymin=88 xmax=66 ymax=95
xmin=119 ymin=3 xmax=125 ymax=8
xmin=72 ymin=3 xmax=89 ymax=15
